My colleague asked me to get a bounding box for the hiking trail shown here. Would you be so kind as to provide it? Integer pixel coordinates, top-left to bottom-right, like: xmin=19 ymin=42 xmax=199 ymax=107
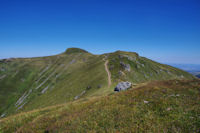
xmin=104 ymin=60 xmax=112 ymax=88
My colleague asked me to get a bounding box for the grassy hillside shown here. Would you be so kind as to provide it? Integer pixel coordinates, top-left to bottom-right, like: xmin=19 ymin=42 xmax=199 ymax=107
xmin=0 ymin=79 xmax=199 ymax=133
xmin=106 ymin=51 xmax=194 ymax=83
xmin=0 ymin=48 xmax=195 ymax=117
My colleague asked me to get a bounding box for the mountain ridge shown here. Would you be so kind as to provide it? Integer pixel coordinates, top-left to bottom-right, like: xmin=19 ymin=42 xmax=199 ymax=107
xmin=0 ymin=48 xmax=195 ymax=117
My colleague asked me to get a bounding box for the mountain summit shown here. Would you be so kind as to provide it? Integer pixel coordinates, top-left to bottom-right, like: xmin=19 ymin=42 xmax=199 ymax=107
xmin=64 ymin=48 xmax=89 ymax=54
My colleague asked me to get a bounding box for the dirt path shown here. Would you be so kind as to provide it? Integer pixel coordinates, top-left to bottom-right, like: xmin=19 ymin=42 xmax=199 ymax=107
xmin=104 ymin=60 xmax=112 ymax=87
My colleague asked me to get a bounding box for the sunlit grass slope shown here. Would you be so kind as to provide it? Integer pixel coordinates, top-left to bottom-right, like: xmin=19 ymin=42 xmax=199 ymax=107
xmin=0 ymin=79 xmax=199 ymax=133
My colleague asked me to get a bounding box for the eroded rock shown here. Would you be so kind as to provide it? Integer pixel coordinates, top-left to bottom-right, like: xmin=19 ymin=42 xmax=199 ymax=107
xmin=74 ymin=90 xmax=86 ymax=100
xmin=41 ymin=86 xmax=49 ymax=94
xmin=0 ymin=75 xmax=6 ymax=80
xmin=0 ymin=113 xmax=6 ymax=118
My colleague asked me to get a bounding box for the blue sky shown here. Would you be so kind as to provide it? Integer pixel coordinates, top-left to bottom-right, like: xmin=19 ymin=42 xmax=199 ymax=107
xmin=0 ymin=0 xmax=200 ymax=64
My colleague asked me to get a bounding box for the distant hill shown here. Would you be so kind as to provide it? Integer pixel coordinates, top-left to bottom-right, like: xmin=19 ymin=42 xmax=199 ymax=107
xmin=0 ymin=48 xmax=195 ymax=117
xmin=196 ymin=74 xmax=200 ymax=78
xmin=169 ymin=64 xmax=200 ymax=72
xmin=192 ymin=72 xmax=200 ymax=78
xmin=169 ymin=64 xmax=200 ymax=78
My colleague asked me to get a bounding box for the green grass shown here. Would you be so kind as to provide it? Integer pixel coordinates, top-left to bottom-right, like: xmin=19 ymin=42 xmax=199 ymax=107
xmin=0 ymin=79 xmax=199 ymax=132
xmin=0 ymin=48 xmax=196 ymax=117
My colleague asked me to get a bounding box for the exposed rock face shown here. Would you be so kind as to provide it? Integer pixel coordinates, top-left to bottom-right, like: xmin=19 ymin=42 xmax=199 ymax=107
xmin=114 ymin=81 xmax=132 ymax=92
xmin=123 ymin=55 xmax=137 ymax=61
xmin=15 ymin=89 xmax=32 ymax=108
xmin=41 ymin=86 xmax=49 ymax=94
xmin=120 ymin=62 xmax=131 ymax=72
xmin=0 ymin=113 xmax=6 ymax=118
xmin=118 ymin=53 xmax=139 ymax=61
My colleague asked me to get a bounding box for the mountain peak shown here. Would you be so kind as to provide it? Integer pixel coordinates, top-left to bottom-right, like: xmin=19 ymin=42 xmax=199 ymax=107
xmin=114 ymin=50 xmax=139 ymax=57
xmin=65 ymin=48 xmax=89 ymax=54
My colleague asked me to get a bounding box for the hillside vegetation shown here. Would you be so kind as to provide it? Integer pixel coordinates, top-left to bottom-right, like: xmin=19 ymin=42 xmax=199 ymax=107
xmin=0 ymin=48 xmax=195 ymax=117
xmin=0 ymin=79 xmax=199 ymax=133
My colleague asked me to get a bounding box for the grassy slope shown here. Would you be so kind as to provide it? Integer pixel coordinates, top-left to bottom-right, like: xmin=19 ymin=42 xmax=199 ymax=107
xmin=0 ymin=79 xmax=199 ymax=133
xmin=22 ymin=53 xmax=108 ymax=112
xmin=0 ymin=50 xmax=109 ymax=116
xmin=0 ymin=48 xmax=195 ymax=117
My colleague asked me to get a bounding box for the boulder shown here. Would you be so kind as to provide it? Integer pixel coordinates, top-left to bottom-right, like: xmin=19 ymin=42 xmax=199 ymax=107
xmin=114 ymin=81 xmax=132 ymax=92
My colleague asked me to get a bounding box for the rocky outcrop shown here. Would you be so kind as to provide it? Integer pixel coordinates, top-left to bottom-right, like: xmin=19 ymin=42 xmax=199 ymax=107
xmin=122 ymin=55 xmax=137 ymax=62
xmin=15 ymin=89 xmax=32 ymax=107
xmin=0 ymin=113 xmax=6 ymax=118
xmin=41 ymin=86 xmax=49 ymax=94
xmin=120 ymin=62 xmax=131 ymax=72
xmin=114 ymin=81 xmax=132 ymax=92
